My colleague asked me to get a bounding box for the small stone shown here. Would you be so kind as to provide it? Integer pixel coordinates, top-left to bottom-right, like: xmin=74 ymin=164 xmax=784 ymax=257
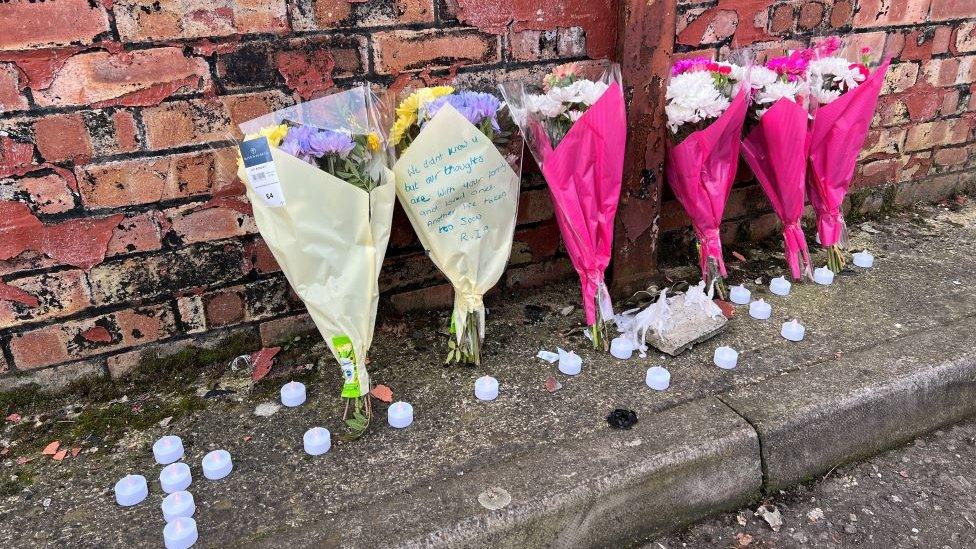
xmin=478 ymin=487 xmax=512 ymax=510
xmin=807 ymin=507 xmax=824 ymax=522
xmin=849 ymin=513 xmax=858 ymax=522
xmin=560 ymin=305 xmax=575 ymax=316
xmin=844 ymin=523 xmax=857 ymax=534
xmin=158 ymin=416 xmax=173 ymax=427
xmin=42 ymin=498 xmax=51 ymax=508
xmin=253 ymin=402 xmax=281 ymax=417
xmin=756 ymin=504 xmax=783 ymax=532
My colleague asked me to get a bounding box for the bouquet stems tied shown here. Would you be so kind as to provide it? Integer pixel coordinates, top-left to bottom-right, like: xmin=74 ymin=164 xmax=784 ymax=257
xmin=826 ymin=244 xmax=848 ymax=274
xmin=590 ymin=306 xmax=611 ymax=352
xmin=446 ymin=313 xmax=482 ymax=366
xmin=705 ymin=255 xmax=728 ymax=301
xmin=339 ymin=393 xmax=372 ymax=442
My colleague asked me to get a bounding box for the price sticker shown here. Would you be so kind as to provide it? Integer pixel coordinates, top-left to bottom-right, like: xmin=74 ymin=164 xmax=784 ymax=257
xmin=240 ymin=137 xmax=285 ymax=207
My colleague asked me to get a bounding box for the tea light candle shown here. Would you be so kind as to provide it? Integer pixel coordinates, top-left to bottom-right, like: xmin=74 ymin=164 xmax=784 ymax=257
xmin=163 ymin=516 xmax=198 ymax=549
xmin=769 ymin=276 xmax=791 ymax=296
xmin=388 ymin=401 xmax=413 ymax=429
xmin=852 ymin=250 xmax=874 ymax=268
xmin=609 ymin=336 xmax=634 ymax=360
xmin=749 ymin=299 xmax=771 ymax=320
xmin=813 ymin=266 xmax=834 ymax=285
xmin=202 ymin=449 xmax=233 ymax=480
xmin=303 ymin=427 xmax=331 ymax=456
xmin=474 ymin=376 xmax=499 ymax=401
xmin=645 ymin=366 xmax=670 ymax=391
xmin=280 ymin=381 xmax=306 ymax=407
xmin=729 ymin=284 xmax=751 ymax=305
xmin=713 ymin=346 xmax=739 ymax=369
xmin=781 ymin=319 xmax=806 ymax=342
xmin=153 ymin=435 xmax=184 ymax=465
xmin=558 ymin=349 xmax=582 ymax=376
xmin=161 ymin=491 xmax=195 ymax=522
xmin=114 ymin=474 xmax=148 ymax=507
xmin=159 ymin=462 xmax=192 ymax=494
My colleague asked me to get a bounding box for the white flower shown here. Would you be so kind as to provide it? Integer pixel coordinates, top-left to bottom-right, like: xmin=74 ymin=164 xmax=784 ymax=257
xmin=755 ymin=80 xmax=802 ymax=105
xmin=547 ymin=80 xmax=609 ymax=106
xmin=523 ymin=93 xmax=566 ymax=118
xmin=567 ymin=110 xmax=585 ymax=122
xmin=813 ymin=87 xmax=842 ymax=105
xmin=746 ymin=66 xmax=778 ymax=89
xmin=665 ymin=71 xmax=731 ymax=133
xmin=807 ymin=56 xmax=866 ymax=104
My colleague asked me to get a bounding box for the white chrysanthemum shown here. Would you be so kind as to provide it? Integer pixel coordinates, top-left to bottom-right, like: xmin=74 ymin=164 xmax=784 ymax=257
xmin=813 ymin=87 xmax=842 ymax=105
xmin=567 ymin=110 xmax=585 ymax=122
xmin=523 ymin=93 xmax=566 ymax=118
xmin=755 ymin=80 xmax=802 ymax=106
xmin=808 ymin=56 xmax=866 ymax=103
xmin=547 ymin=80 xmax=610 ymax=106
xmin=665 ymin=71 xmax=731 ymax=133
xmin=746 ymin=66 xmax=778 ymax=89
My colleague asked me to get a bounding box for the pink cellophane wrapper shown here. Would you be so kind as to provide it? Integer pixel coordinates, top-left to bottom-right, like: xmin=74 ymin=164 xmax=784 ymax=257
xmin=537 ymin=82 xmax=627 ymax=325
xmin=807 ymin=59 xmax=891 ymax=247
xmin=665 ymin=91 xmax=748 ymax=280
xmin=741 ymin=97 xmax=812 ymax=280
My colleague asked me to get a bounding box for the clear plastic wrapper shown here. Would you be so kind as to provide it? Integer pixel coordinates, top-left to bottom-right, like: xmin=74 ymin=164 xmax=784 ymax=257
xmin=500 ymin=61 xmax=626 ymax=351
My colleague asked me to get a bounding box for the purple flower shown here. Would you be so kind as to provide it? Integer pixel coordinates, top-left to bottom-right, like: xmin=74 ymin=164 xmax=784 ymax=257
xmin=281 ymin=125 xmax=355 ymax=160
xmin=425 ymin=91 xmax=502 ymax=131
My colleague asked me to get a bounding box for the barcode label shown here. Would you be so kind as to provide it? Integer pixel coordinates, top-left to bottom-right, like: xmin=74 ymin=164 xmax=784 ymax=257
xmin=239 ymin=137 xmax=285 ymax=207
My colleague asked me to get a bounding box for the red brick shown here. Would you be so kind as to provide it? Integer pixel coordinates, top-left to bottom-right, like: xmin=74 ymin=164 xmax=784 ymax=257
xmin=905 ymin=119 xmax=973 ymax=152
xmin=76 ymin=148 xmax=239 ymax=209
xmin=958 ymin=22 xmax=976 ymax=53
xmin=855 ymin=158 xmax=899 ymax=187
xmin=941 ymin=88 xmax=961 ymax=116
xmin=91 ymin=110 xmax=143 ymax=156
xmin=769 ymin=4 xmax=795 ymax=34
xmin=934 ymin=146 xmax=970 ymax=166
xmin=205 ymin=291 xmax=246 ymax=326
xmin=292 ymin=0 xmax=435 ymax=30
xmin=899 ymin=28 xmax=952 ymax=60
xmin=883 ymin=62 xmax=920 ymax=93
xmin=8 ymin=304 xmax=176 ymax=370
xmin=32 ymin=48 xmax=210 ymax=109
xmin=516 ymin=189 xmax=555 ymax=224
xmin=221 ymin=91 xmax=294 ymax=139
xmin=244 ymin=239 xmax=280 ymax=274
xmin=854 ymin=0 xmax=932 ymax=28
xmin=829 ymin=0 xmax=854 ymax=27
xmin=861 ymin=128 xmax=907 ymax=159
xmin=931 ymin=0 xmax=976 ymax=21
xmin=105 ymin=212 xmax=164 ymax=257
xmin=372 ymin=29 xmax=500 ymax=74
xmin=0 ymin=173 xmax=75 ymax=215
xmin=114 ymin=0 xmax=288 ymax=42
xmin=510 ymin=221 xmax=561 ymax=265
xmin=681 ymin=9 xmax=739 ymax=45
xmin=259 ymin=314 xmax=316 ymax=346
xmin=510 ymin=30 xmax=544 ymax=62
xmin=166 ymin=202 xmax=257 ymax=244
xmin=33 ymin=114 xmax=93 ymax=163
xmin=0 ymin=270 xmax=92 ymax=329
xmin=0 ymin=0 xmax=109 ymax=50
xmin=798 ymin=2 xmax=825 ymax=30
xmin=0 ymin=64 xmax=27 ymax=112
xmin=142 ymin=99 xmax=231 ymax=149
xmin=505 ymin=257 xmax=576 ymax=289
xmin=390 ymin=282 xmax=455 ymax=313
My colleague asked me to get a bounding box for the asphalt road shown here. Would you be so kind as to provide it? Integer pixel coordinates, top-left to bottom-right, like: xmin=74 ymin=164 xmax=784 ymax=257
xmin=650 ymin=416 xmax=976 ymax=549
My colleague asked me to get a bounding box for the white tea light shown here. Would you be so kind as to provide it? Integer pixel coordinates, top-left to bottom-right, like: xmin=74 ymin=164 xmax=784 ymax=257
xmin=161 ymin=491 xmax=195 ymax=522
xmin=729 ymin=284 xmax=751 ymax=305
xmin=645 ymin=366 xmax=670 ymax=391
xmin=153 ymin=435 xmax=184 ymax=465
xmin=474 ymin=376 xmax=499 ymax=401
xmin=769 ymin=276 xmax=791 ymax=296
xmin=852 ymin=250 xmax=874 ymax=268
xmin=160 ymin=462 xmax=192 ymax=494
xmin=781 ymin=319 xmax=806 ymax=342
xmin=280 ymin=381 xmax=306 ymax=407
xmin=163 ymin=516 xmax=198 ymax=549
xmin=813 ymin=266 xmax=834 ymax=285
xmin=202 ymin=449 xmax=233 ymax=480
xmin=388 ymin=401 xmax=413 ymax=429
xmin=303 ymin=427 xmax=331 ymax=456
xmin=749 ymin=299 xmax=771 ymax=320
xmin=557 ymin=348 xmax=582 ymax=376
xmin=713 ymin=346 xmax=739 ymax=370
xmin=114 ymin=474 xmax=148 ymax=507
xmin=609 ymin=336 xmax=634 ymax=360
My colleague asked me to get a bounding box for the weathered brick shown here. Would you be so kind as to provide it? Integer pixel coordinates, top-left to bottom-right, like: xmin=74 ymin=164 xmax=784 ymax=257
xmin=244 ymin=238 xmax=280 ymax=274
xmin=959 ymin=22 xmax=976 ymax=53
xmin=106 ymin=212 xmax=165 ymax=257
xmin=379 ymin=252 xmax=446 ymax=292
xmin=934 ymin=146 xmax=970 ymax=166
xmin=860 ymin=127 xmax=907 ymax=158
xmin=390 ymin=282 xmax=455 ymax=313
xmin=797 ymin=2 xmax=825 ymax=30
xmin=897 ymin=27 xmax=953 ymax=60
xmin=88 ymin=240 xmax=247 ymax=305
xmin=854 ymin=0 xmax=932 ymax=28
xmin=0 ymin=270 xmax=92 ymax=329
xmin=177 ymin=295 xmax=207 ymax=334
xmin=905 ymin=119 xmax=973 ymax=152
xmin=0 ymin=64 xmax=27 ymax=112
xmin=769 ymin=4 xmax=795 ymax=34
xmin=176 ymin=277 xmax=294 ymax=330
xmin=215 ymin=36 xmax=364 ymax=93
xmin=882 ymin=62 xmax=920 ymax=93
xmin=557 ymin=26 xmax=587 ymax=57
xmin=678 ymin=8 xmax=740 ymax=45
xmin=33 ymin=114 xmax=93 ymax=163
xmin=8 ymin=304 xmax=176 ymax=370
xmin=0 ymin=172 xmax=75 ymax=215
xmin=855 ymin=157 xmax=899 ymax=187
xmin=292 ymin=0 xmax=435 ymax=30
xmin=259 ymin=313 xmax=316 ymax=346
xmin=113 ymin=0 xmax=288 ymax=42
xmin=516 ymin=189 xmax=555 ymax=225
xmin=373 ymin=29 xmax=500 ymax=74
xmin=221 ymin=91 xmax=294 ymax=139
xmin=142 ymin=99 xmax=232 ymax=149
xmin=510 ymin=221 xmax=561 ymax=265
xmin=79 ymin=109 xmax=144 ymax=157
xmin=505 ymin=257 xmax=576 ymax=289
xmin=76 ymin=148 xmax=239 ymax=209
xmin=0 ymin=0 xmax=110 ymax=50
xmin=931 ymin=0 xmax=976 ymax=21
xmin=829 ymin=0 xmax=854 ymax=28
xmin=32 ymin=48 xmax=210 ymax=109
xmin=898 ymin=152 xmax=934 ymax=183
xmin=165 ymin=202 xmax=257 ymax=245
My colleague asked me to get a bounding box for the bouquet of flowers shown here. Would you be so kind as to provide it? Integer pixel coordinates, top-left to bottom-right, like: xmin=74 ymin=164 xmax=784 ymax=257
xmin=237 ymin=87 xmax=396 ymax=439
xmin=390 ymin=86 xmax=521 ymax=366
xmin=806 ymin=37 xmax=890 ymax=273
xmin=664 ymin=57 xmax=749 ymax=298
xmin=740 ymin=50 xmax=814 ymax=281
xmin=501 ymin=61 xmax=626 ymax=351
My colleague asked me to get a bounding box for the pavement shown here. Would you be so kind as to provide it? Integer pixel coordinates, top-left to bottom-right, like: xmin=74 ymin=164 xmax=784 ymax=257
xmin=1 ymin=199 xmax=976 ymax=548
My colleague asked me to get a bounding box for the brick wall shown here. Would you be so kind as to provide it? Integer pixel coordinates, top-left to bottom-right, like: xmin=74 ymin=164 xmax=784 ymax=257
xmin=2 ymin=0 xmax=975 ymax=387
xmin=0 ymin=0 xmax=617 ymax=385
xmin=662 ymin=0 xmax=976 ymax=246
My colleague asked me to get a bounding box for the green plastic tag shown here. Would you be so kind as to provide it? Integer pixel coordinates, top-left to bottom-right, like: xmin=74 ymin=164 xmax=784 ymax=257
xmin=332 ymin=335 xmax=360 ymax=398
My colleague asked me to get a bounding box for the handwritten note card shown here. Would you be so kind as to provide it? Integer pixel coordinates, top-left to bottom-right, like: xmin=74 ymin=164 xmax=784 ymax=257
xmin=393 ymin=104 xmax=519 ymax=287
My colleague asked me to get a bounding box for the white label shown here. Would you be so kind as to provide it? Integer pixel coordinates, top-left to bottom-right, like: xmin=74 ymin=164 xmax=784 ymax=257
xmin=240 ymin=137 xmax=286 ymax=207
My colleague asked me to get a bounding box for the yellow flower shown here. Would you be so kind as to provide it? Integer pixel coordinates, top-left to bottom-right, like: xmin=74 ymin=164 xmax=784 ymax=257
xmin=366 ymin=132 xmax=381 ymax=152
xmin=259 ymin=124 xmax=289 ymax=147
xmin=390 ymin=86 xmax=454 ymax=145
